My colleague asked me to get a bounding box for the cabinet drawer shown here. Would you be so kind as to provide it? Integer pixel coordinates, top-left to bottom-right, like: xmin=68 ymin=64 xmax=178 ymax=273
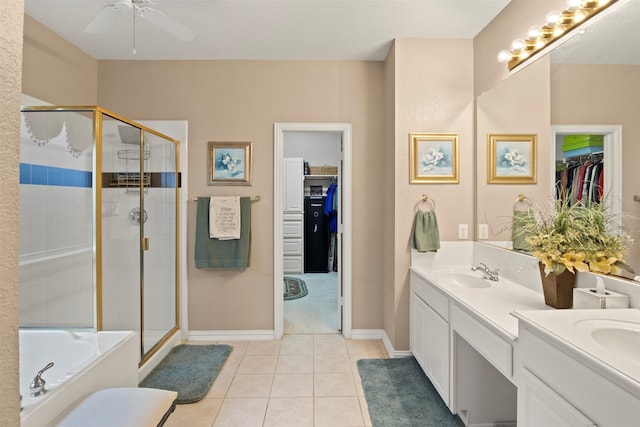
xmin=283 ymin=221 xmax=303 ymax=238
xmin=284 ymin=213 xmax=303 ymax=221
xmin=283 ymin=239 xmax=303 ymax=256
xmin=451 ymin=304 xmax=512 ymax=377
xmin=283 ymin=256 xmax=303 ymax=273
xmin=410 ymin=271 xmax=449 ymax=320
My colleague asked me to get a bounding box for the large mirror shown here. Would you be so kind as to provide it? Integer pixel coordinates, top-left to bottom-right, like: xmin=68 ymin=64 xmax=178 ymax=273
xmin=476 ymin=0 xmax=640 ymax=278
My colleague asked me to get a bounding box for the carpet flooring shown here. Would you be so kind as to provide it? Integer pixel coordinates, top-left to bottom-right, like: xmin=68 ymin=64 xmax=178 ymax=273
xmin=283 ymin=276 xmax=308 ymax=300
xmin=139 ymin=344 xmax=232 ymax=404
xmin=357 ymin=357 xmax=462 ymax=427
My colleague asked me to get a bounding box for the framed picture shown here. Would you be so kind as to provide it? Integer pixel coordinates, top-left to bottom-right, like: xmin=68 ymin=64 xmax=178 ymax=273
xmin=487 ymin=134 xmax=537 ymax=184
xmin=208 ymin=141 xmax=253 ymax=186
xmin=409 ymin=133 xmax=459 ymax=184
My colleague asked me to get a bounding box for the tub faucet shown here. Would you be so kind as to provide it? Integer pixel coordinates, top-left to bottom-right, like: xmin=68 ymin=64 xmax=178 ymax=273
xmin=29 ymin=362 xmax=54 ymax=397
xmin=471 ymin=263 xmax=499 ymax=281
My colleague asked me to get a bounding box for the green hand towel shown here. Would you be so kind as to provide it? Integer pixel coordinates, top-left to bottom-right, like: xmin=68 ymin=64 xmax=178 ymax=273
xmin=413 ymin=210 xmax=440 ymax=252
xmin=512 ymin=209 xmax=533 ymax=252
xmin=195 ymin=197 xmax=251 ymax=269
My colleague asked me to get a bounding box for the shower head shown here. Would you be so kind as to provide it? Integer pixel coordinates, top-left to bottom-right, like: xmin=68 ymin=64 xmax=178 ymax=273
xmin=117 ymin=125 xmax=141 ymax=145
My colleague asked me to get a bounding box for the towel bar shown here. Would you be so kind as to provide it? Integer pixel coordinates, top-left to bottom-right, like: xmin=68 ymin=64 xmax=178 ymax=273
xmin=415 ymin=195 xmax=436 ymax=212
xmin=192 ymin=195 xmax=260 ymax=202
xmin=514 ymin=194 xmax=533 ymax=210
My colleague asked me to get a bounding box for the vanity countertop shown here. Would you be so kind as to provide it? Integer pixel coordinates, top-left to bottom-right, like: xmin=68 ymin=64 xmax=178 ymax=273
xmin=410 ymin=264 xmax=549 ymax=341
xmin=513 ymin=308 xmax=640 ymax=396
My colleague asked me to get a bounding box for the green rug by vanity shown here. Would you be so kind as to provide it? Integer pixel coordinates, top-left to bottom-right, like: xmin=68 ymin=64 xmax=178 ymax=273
xmin=139 ymin=344 xmax=232 ymax=404
xmin=357 ymin=357 xmax=462 ymax=427
xmin=283 ymin=276 xmax=308 ymax=300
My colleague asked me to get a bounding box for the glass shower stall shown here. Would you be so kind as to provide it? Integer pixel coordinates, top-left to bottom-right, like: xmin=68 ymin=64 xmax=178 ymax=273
xmin=19 ymin=106 xmax=180 ymax=364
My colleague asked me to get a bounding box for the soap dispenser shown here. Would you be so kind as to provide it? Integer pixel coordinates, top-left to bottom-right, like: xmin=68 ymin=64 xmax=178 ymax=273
xmin=573 ymin=277 xmax=629 ymax=309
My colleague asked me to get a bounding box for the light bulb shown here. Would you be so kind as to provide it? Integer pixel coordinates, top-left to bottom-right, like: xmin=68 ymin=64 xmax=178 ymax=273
xmin=510 ymin=39 xmax=525 ymax=52
xmin=546 ymin=10 xmax=561 ymax=26
xmin=497 ymin=50 xmax=512 ymax=63
xmin=566 ymin=0 xmax=581 ymax=11
xmin=526 ymin=26 xmax=541 ymax=40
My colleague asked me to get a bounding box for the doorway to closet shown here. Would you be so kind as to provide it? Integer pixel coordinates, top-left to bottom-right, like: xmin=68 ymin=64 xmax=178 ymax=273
xmin=274 ymin=123 xmax=352 ymax=339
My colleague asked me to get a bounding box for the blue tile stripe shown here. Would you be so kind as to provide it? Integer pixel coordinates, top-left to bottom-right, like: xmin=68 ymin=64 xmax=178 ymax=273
xmin=21 ymin=164 xmax=179 ymax=189
xmin=20 ymin=163 xmax=92 ymax=188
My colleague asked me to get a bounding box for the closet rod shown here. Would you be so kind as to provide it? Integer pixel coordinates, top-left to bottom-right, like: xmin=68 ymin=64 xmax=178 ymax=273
xmin=561 ymin=151 xmax=604 ymax=165
xmin=192 ymin=195 xmax=260 ymax=202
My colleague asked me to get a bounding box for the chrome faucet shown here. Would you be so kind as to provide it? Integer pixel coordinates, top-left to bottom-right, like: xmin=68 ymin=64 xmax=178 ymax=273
xmin=471 ymin=263 xmax=499 ymax=281
xmin=29 ymin=362 xmax=54 ymax=397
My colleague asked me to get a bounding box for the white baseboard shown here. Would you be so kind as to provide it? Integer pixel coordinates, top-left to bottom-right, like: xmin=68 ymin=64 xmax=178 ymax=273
xmin=350 ymin=329 xmax=385 ymax=340
xmin=352 ymin=329 xmax=412 ymax=358
xmin=187 ymin=328 xmax=411 ymax=359
xmin=188 ymin=330 xmax=275 ymax=341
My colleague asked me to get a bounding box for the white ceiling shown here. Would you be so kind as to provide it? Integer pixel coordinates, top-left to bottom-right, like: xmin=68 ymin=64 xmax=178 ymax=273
xmin=23 ymin=0 xmax=511 ymax=61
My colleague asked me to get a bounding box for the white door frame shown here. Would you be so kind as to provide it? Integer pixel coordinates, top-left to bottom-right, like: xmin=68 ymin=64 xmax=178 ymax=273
xmin=274 ymin=123 xmax=352 ymax=339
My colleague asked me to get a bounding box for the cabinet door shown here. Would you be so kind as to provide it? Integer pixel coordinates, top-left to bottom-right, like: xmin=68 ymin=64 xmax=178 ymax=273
xmin=425 ymin=304 xmax=450 ymax=403
xmin=519 ymin=368 xmax=596 ymax=427
xmin=411 ymin=292 xmax=450 ymax=407
xmin=410 ymin=294 xmax=429 ymax=369
xmin=284 ymin=158 xmax=304 ymax=212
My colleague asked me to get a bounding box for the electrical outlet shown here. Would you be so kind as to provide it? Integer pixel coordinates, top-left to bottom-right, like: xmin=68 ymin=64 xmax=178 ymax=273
xmin=478 ymin=224 xmax=489 ymax=240
xmin=458 ymin=224 xmax=469 ymax=240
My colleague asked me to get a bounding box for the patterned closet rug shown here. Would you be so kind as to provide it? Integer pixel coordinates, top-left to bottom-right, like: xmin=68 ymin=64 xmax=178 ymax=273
xmin=283 ymin=276 xmax=308 ymax=300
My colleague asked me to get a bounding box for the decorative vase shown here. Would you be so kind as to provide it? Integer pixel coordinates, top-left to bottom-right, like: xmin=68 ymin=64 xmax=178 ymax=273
xmin=538 ymin=262 xmax=576 ymax=309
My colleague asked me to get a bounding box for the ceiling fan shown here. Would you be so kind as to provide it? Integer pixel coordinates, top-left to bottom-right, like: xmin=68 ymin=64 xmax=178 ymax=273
xmin=84 ymin=0 xmax=197 ymax=45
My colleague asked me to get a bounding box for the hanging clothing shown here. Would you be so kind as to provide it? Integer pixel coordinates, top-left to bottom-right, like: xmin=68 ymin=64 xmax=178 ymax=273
xmin=555 ymin=157 xmax=604 ymax=205
xmin=324 ymin=183 xmax=338 ymax=233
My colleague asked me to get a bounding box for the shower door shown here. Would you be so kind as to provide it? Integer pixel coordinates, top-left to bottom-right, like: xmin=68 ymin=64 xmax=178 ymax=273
xmin=100 ymin=114 xmax=178 ymax=362
xmin=140 ymin=132 xmax=178 ymax=356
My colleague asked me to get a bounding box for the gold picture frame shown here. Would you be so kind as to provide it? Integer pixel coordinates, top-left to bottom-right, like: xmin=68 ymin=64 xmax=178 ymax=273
xmin=409 ymin=133 xmax=459 ymax=184
xmin=487 ymin=134 xmax=537 ymax=184
xmin=208 ymin=141 xmax=253 ymax=186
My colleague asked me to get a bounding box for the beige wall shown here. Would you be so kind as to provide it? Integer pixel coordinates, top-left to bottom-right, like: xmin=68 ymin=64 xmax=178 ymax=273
xmin=22 ymin=15 xmax=98 ymax=105
xmin=551 ymin=63 xmax=640 ymax=274
xmin=388 ymin=39 xmax=475 ymax=350
xmin=1 ymin=0 xmax=23 ymax=424
xmin=97 ymin=60 xmax=387 ymax=331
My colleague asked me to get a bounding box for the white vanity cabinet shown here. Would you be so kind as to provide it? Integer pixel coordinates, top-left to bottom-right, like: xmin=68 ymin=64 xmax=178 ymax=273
xmin=517 ymin=321 xmax=640 ymax=427
xmin=410 ymin=271 xmax=451 ymax=407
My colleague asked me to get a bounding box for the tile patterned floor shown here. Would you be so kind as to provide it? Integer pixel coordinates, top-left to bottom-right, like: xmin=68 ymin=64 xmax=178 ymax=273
xmin=164 ymin=335 xmax=388 ymax=427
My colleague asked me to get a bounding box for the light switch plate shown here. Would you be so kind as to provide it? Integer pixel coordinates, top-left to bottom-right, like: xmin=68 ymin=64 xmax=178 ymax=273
xmin=478 ymin=224 xmax=489 ymax=240
xmin=458 ymin=224 xmax=469 ymax=240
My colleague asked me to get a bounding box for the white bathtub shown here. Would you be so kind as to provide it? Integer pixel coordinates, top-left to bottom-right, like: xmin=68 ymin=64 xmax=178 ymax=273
xmin=20 ymin=329 xmax=138 ymax=427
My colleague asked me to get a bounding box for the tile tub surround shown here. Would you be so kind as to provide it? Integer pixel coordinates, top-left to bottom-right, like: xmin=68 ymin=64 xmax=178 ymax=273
xmin=164 ymin=334 xmax=388 ymax=427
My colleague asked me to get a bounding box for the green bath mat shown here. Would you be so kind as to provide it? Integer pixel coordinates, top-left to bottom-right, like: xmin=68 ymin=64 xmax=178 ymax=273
xmin=139 ymin=344 xmax=232 ymax=404
xmin=357 ymin=357 xmax=462 ymax=427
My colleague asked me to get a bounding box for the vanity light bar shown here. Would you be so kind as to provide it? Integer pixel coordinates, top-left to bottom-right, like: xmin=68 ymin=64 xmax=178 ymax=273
xmin=498 ymin=0 xmax=619 ymax=71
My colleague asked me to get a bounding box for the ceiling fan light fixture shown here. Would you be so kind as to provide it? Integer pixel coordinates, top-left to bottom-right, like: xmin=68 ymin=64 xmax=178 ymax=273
xmin=83 ymin=0 xmax=198 ymax=46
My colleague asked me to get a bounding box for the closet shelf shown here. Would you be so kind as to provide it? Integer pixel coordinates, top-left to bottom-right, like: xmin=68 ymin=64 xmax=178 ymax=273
xmin=304 ymin=175 xmax=336 ymax=180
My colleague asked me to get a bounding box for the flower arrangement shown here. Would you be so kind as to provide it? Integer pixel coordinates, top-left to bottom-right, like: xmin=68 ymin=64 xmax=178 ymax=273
xmin=521 ymin=198 xmax=634 ymax=276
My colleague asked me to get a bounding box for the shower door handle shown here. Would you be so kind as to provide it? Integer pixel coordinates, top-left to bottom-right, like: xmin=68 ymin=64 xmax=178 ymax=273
xmin=142 ymin=237 xmax=150 ymax=251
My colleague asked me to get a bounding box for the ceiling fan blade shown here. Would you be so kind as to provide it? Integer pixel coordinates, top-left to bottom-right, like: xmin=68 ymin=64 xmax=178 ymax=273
xmin=141 ymin=8 xmax=197 ymax=42
xmin=84 ymin=3 xmax=128 ymax=34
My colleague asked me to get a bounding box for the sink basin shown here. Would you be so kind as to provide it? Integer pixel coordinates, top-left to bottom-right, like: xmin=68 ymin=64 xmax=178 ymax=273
xmin=431 ymin=269 xmax=493 ymax=289
xmin=574 ymin=319 xmax=640 ymax=365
